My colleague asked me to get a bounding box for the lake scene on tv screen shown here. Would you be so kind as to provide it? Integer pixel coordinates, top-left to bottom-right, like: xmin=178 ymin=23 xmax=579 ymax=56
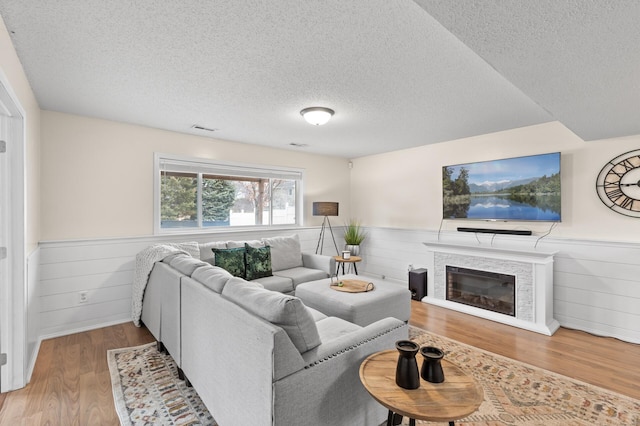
xmin=443 ymin=152 xmax=561 ymax=221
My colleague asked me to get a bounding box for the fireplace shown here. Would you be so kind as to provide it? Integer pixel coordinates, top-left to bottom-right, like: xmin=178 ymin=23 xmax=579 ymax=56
xmin=423 ymin=241 xmax=559 ymax=336
xmin=446 ymin=266 xmax=515 ymax=316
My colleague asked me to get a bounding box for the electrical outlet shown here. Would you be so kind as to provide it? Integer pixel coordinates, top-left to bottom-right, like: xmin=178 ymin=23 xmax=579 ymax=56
xmin=79 ymin=291 xmax=88 ymax=304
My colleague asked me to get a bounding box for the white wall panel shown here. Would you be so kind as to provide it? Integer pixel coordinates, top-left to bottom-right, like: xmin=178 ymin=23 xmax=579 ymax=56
xmin=39 ymin=271 xmax=133 ymax=296
xmin=37 ymin=227 xmax=328 ymax=337
xmin=40 ymin=284 xmax=131 ymax=312
xmin=37 ymin=226 xmax=639 ymax=343
xmin=359 ymin=227 xmax=640 ymax=344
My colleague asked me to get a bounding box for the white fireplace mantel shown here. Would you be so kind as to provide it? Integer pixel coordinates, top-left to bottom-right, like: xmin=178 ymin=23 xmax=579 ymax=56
xmin=422 ymin=242 xmax=560 ymax=335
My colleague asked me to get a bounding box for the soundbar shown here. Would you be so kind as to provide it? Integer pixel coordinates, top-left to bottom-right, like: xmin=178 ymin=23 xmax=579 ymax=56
xmin=457 ymin=227 xmax=532 ymax=236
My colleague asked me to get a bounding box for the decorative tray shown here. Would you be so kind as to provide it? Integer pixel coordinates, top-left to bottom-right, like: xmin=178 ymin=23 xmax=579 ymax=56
xmin=330 ymin=279 xmax=375 ymax=293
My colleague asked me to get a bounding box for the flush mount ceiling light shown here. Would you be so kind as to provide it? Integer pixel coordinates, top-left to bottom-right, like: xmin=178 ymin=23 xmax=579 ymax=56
xmin=300 ymin=107 xmax=334 ymax=126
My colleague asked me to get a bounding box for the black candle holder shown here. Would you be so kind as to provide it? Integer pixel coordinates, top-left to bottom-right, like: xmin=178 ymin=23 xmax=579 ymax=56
xmin=395 ymin=340 xmax=420 ymax=389
xmin=420 ymin=346 xmax=445 ymax=383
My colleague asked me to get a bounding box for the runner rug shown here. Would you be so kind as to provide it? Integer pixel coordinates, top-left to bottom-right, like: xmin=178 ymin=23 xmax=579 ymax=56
xmin=107 ymin=343 xmax=216 ymax=426
xmin=108 ymin=330 xmax=640 ymax=425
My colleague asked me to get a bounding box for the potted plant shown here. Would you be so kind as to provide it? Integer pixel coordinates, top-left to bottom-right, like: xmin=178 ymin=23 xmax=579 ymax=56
xmin=344 ymin=219 xmax=366 ymax=256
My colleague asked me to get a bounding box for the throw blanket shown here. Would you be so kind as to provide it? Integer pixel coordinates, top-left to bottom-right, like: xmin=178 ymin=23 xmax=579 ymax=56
xmin=131 ymin=242 xmax=200 ymax=326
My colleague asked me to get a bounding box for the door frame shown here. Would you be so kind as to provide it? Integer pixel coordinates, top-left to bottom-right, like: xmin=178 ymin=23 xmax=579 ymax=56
xmin=0 ymin=70 xmax=27 ymax=392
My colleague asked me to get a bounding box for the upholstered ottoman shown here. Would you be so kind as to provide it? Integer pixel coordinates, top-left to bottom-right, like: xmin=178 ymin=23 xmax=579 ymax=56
xmin=295 ymin=274 xmax=411 ymax=326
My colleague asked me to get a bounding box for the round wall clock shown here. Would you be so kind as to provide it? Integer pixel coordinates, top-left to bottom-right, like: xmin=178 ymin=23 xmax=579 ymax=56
xmin=596 ymin=149 xmax=640 ymax=218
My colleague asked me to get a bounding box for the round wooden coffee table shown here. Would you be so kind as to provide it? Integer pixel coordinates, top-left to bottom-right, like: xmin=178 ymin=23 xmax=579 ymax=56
xmin=333 ymin=255 xmax=361 ymax=275
xmin=359 ymin=349 xmax=483 ymax=426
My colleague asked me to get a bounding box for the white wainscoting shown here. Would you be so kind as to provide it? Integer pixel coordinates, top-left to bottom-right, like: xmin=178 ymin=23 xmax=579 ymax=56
xmin=37 ymin=227 xmax=331 ymax=339
xmin=356 ymin=227 xmax=640 ymax=344
xmin=37 ymin=226 xmax=640 ymax=344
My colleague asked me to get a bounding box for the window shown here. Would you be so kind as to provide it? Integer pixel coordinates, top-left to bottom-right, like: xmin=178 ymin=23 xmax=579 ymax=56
xmin=154 ymin=154 xmax=303 ymax=233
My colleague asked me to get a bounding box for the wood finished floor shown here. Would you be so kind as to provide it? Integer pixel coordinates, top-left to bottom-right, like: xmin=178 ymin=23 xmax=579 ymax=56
xmin=0 ymin=323 xmax=154 ymax=425
xmin=0 ymin=301 xmax=638 ymax=425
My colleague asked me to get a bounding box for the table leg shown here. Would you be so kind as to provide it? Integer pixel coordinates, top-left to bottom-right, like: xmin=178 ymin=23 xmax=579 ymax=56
xmin=386 ymin=410 xmax=405 ymax=425
xmin=353 ymin=262 xmax=358 ymax=275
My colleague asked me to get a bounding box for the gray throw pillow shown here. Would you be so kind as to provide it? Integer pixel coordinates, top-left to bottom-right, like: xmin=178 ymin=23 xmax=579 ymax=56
xmin=222 ymin=277 xmax=321 ymax=353
xmin=261 ymin=234 xmax=303 ymax=271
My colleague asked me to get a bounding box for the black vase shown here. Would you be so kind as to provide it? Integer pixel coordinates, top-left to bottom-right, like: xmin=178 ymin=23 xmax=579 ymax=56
xmin=420 ymin=346 xmax=445 ymax=383
xmin=395 ymin=340 xmax=420 ymax=389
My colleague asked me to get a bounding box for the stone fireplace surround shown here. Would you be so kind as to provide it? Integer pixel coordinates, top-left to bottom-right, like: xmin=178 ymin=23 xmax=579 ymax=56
xmin=423 ymin=242 xmax=560 ymax=335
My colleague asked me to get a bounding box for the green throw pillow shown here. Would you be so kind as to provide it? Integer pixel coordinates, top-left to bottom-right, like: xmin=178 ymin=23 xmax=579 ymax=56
xmin=212 ymin=247 xmax=246 ymax=278
xmin=244 ymin=244 xmax=273 ymax=281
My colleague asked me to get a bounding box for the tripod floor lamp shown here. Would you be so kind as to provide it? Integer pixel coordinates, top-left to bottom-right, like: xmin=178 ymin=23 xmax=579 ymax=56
xmin=313 ymin=202 xmax=339 ymax=255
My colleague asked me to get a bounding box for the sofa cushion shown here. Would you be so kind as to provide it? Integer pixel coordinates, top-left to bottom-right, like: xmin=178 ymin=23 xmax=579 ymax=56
xmin=199 ymin=241 xmax=228 ymax=263
xmin=222 ymin=277 xmax=321 ymax=353
xmin=314 ymin=316 xmax=361 ymax=342
xmin=169 ymin=255 xmax=209 ymax=276
xmin=307 ymin=307 xmax=328 ymax=322
xmin=261 ymin=234 xmax=303 ymax=271
xmin=227 ymin=240 xmax=264 ymax=249
xmin=244 ymin=244 xmax=273 ymax=281
xmin=275 ymin=267 xmax=328 ymax=286
xmin=251 ymin=275 xmax=294 ymax=294
xmin=212 ymin=247 xmax=246 ymax=278
xmin=161 ymin=252 xmax=187 ymax=264
xmin=191 ymin=265 xmax=233 ymax=293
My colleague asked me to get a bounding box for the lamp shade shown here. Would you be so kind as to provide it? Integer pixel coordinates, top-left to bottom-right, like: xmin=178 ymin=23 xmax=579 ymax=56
xmin=312 ymin=202 xmax=339 ymax=216
xmin=300 ymin=107 xmax=334 ymax=126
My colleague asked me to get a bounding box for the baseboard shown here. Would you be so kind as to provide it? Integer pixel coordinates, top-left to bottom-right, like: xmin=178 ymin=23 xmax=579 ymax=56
xmin=39 ymin=317 xmax=132 ymax=342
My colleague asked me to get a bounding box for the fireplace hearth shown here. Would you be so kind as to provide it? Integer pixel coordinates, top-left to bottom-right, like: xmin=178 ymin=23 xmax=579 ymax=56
xmin=446 ymin=266 xmax=515 ymax=316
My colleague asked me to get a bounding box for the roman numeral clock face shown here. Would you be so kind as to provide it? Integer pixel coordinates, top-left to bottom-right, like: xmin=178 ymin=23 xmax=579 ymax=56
xmin=596 ymin=149 xmax=640 ymax=218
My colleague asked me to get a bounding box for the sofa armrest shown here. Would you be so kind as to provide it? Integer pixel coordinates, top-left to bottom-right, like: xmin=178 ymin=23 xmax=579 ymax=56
xmin=301 ymin=252 xmax=336 ymax=275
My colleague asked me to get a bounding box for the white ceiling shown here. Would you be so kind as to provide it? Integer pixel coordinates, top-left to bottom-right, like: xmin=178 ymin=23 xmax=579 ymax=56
xmin=0 ymin=1 xmax=638 ymax=159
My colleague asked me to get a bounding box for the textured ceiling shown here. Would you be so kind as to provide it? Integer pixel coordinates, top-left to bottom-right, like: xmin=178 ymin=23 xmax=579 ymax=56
xmin=0 ymin=1 xmax=636 ymax=158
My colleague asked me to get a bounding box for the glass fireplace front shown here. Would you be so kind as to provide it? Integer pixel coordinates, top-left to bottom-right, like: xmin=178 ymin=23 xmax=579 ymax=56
xmin=446 ymin=266 xmax=515 ymax=316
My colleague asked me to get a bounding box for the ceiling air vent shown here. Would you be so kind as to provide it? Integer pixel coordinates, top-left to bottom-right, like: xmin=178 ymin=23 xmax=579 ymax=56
xmin=191 ymin=124 xmax=217 ymax=132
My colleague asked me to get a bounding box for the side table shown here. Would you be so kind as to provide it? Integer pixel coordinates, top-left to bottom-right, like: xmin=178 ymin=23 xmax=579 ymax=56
xmin=333 ymin=255 xmax=361 ymax=275
xmin=359 ymin=349 xmax=483 ymax=426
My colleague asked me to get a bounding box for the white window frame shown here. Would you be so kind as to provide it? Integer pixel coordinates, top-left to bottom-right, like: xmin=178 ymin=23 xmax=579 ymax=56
xmin=154 ymin=153 xmax=304 ymax=234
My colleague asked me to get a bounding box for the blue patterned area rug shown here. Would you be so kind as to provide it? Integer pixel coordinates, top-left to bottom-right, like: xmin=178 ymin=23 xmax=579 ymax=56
xmin=107 ymin=343 xmax=216 ymax=425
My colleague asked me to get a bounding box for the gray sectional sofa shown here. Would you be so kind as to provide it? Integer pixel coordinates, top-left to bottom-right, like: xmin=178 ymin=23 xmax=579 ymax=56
xmin=139 ymin=234 xmax=408 ymax=426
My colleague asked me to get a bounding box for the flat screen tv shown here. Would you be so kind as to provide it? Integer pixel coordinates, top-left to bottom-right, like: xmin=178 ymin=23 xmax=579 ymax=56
xmin=442 ymin=152 xmax=561 ymax=221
